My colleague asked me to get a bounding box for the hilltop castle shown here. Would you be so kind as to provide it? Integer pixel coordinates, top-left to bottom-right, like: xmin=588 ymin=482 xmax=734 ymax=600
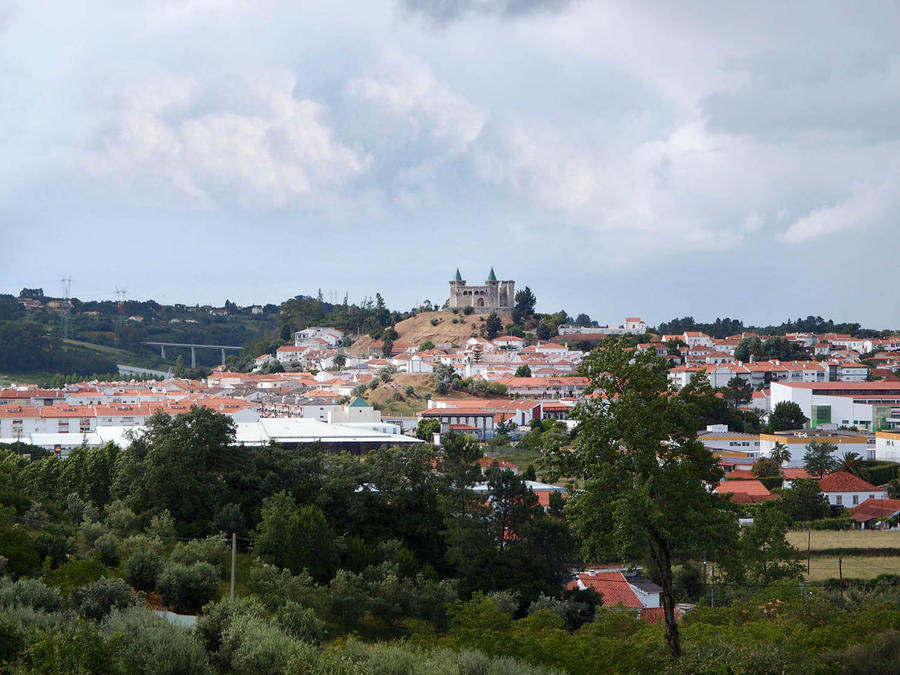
xmin=448 ymin=267 xmax=514 ymax=314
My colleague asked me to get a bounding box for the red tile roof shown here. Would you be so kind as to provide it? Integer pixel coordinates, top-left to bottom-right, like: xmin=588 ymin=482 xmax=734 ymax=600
xmin=818 ymin=471 xmax=880 ymax=493
xmin=849 ymin=497 xmax=900 ymax=522
xmin=572 ymin=572 xmax=642 ymax=608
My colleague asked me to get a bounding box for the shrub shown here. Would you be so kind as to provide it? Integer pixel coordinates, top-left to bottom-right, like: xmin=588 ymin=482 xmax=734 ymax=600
xmin=104 ymin=499 xmax=138 ymax=535
xmin=0 ymin=526 xmax=40 ymax=577
xmin=463 ymin=306 xmax=474 ymax=315
xmin=103 ymin=606 xmax=211 ymax=674
xmin=221 ymin=612 xmax=316 ymax=675
xmin=34 ymin=531 xmax=71 ymax=568
xmin=169 ymin=535 xmax=229 ymax=574
xmin=71 ymin=576 xmax=139 ymax=622
xmin=196 ymin=597 xmax=268 ymax=671
xmin=92 ymin=532 xmax=120 ymax=567
xmin=157 ymin=561 xmax=219 ymax=614
xmin=146 ymin=509 xmax=177 ymax=540
xmin=44 ymin=555 xmax=107 ymax=594
xmin=430 ymin=318 xmax=440 ymax=326
xmin=79 ymin=519 xmax=108 ymax=548
xmin=276 ymin=600 xmax=326 ymax=644
xmin=0 ymin=577 xmax=63 ymax=612
xmin=124 ymin=550 xmax=164 ymax=592
xmin=810 ymin=516 xmax=854 ymax=531
xmin=19 ymin=618 xmax=118 ymax=674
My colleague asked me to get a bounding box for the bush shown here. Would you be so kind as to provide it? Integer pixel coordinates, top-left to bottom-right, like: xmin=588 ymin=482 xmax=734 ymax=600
xmin=44 ymin=555 xmax=107 ymax=594
xmin=157 ymin=561 xmax=219 ymax=614
xmin=103 ymin=606 xmax=211 ymax=674
xmin=463 ymin=306 xmax=474 ymax=315
xmin=831 ymin=630 xmax=900 ymax=673
xmin=146 ymin=509 xmax=177 ymax=540
xmin=169 ymin=535 xmax=229 ymax=574
xmin=18 ymin=618 xmax=118 ymax=674
xmin=809 ymin=517 xmax=854 ymax=531
xmin=34 ymin=531 xmax=71 ymax=568
xmin=0 ymin=525 xmax=40 ymax=577
xmin=124 ymin=550 xmax=164 ymax=592
xmin=104 ymin=499 xmax=138 ymax=535
xmin=71 ymin=576 xmax=139 ymax=622
xmin=79 ymin=519 xmax=108 ymax=548
xmin=196 ymin=597 xmax=268 ymax=671
xmin=430 ymin=318 xmax=440 ymax=326
xmin=0 ymin=577 xmax=63 ymax=612
xmin=92 ymin=532 xmax=120 ymax=567
xmin=276 ymin=600 xmax=326 ymax=644
xmin=221 ymin=612 xmax=316 ymax=675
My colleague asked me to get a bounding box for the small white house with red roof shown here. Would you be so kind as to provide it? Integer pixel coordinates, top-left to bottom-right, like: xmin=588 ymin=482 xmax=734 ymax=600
xmin=817 ymin=471 xmax=886 ymax=508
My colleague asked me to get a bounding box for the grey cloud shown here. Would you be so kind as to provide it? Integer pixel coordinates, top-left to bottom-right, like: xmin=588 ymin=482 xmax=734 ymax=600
xmin=702 ymin=51 xmax=900 ymax=142
xmin=399 ymin=0 xmax=577 ymax=24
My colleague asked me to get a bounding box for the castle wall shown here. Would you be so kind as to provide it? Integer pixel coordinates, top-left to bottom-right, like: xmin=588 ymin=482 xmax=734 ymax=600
xmin=449 ymin=277 xmax=515 ymax=314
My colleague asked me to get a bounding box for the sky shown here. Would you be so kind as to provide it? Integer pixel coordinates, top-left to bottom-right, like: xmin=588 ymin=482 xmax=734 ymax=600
xmin=1 ymin=0 xmax=898 ymax=328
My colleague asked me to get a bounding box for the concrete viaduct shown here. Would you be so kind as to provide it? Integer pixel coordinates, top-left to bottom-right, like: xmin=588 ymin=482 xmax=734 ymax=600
xmin=143 ymin=342 xmax=243 ymax=368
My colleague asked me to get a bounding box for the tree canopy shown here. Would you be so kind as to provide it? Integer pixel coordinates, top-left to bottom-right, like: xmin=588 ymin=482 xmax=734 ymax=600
xmin=550 ymin=340 xmax=739 ymax=658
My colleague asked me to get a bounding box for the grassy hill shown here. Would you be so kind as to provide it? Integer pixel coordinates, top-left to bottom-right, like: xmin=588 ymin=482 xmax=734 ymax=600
xmin=349 ymin=311 xmax=513 ymax=356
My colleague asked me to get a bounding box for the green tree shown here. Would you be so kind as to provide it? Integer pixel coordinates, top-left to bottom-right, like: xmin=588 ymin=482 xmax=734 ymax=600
xmin=280 ymin=323 xmax=292 ymax=342
xmin=282 ymin=505 xmax=339 ymax=583
xmin=174 ymin=354 xmax=186 ymax=378
xmin=515 ymin=365 xmax=532 ymax=378
xmin=113 ymin=406 xmax=236 ymax=536
xmin=722 ymin=377 xmax=752 ymax=408
xmin=770 ymin=441 xmax=791 ymax=466
xmin=768 ymin=401 xmax=808 ymax=431
xmin=735 ymin=502 xmax=803 ymax=584
xmin=838 ymin=451 xmax=869 ymax=480
xmin=778 ymin=478 xmax=831 ymax=523
xmin=513 ymin=287 xmax=537 ymax=324
xmin=333 ymin=353 xmax=346 ymax=369
xmin=734 ymin=336 xmax=762 ymax=363
xmin=484 ymin=313 xmax=503 ymax=339
xmin=751 ymin=456 xmax=781 ymax=478
xmin=804 ymin=441 xmax=838 ymax=478
xmin=554 ymin=339 xmax=739 ymax=659
xmin=415 ymin=418 xmax=441 ymax=441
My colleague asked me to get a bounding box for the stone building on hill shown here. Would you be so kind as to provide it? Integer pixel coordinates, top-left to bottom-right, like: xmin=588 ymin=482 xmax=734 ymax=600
xmin=448 ymin=267 xmax=514 ymax=314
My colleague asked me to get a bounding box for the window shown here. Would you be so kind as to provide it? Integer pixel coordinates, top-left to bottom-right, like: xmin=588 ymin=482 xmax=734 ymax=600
xmin=852 ymin=495 xmax=859 ymax=505
xmin=836 ymin=495 xmax=842 ymax=505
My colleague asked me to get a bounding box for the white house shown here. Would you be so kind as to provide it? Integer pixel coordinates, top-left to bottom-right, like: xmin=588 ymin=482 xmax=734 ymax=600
xmin=817 ymin=471 xmax=887 ymax=509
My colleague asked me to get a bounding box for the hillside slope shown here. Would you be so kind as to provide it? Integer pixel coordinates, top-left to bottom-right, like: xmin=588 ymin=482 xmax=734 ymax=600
xmin=348 ymin=311 xmax=512 ymax=355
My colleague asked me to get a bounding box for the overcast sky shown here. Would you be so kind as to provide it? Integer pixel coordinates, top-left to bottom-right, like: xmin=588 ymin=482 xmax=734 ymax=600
xmin=1 ymin=1 xmax=898 ymax=328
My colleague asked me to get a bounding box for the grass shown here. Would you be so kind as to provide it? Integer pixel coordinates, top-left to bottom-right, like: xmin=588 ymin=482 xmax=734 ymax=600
xmin=787 ymin=529 xmax=900 ymax=550
xmin=62 ymin=338 xmax=132 ymax=356
xmin=0 ymin=372 xmax=45 ymax=386
xmin=488 ymin=446 xmax=543 ymax=471
xmin=803 ymin=555 xmax=900 ymax=581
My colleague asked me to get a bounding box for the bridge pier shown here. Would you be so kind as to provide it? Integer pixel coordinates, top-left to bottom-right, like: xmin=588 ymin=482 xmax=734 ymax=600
xmin=160 ymin=345 xmax=166 ymax=359
xmin=221 ymin=348 xmax=227 ymax=366
xmin=191 ymin=346 xmax=197 ymax=369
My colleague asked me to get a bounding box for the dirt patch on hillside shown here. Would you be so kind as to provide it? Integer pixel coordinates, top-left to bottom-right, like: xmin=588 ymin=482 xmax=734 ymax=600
xmin=348 ymin=311 xmax=512 ymax=356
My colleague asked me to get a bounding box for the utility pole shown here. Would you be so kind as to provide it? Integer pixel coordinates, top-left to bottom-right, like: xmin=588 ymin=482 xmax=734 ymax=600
xmin=838 ymin=557 xmax=844 ymax=606
xmin=807 ymin=522 xmax=811 ymax=576
xmin=710 ymin=562 xmax=715 ymax=609
xmin=60 ymin=276 xmax=73 ymax=339
xmin=230 ymin=532 xmax=237 ymax=602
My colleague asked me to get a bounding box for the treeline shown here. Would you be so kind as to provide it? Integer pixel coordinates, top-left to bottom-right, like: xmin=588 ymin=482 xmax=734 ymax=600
xmin=0 ymin=322 xmax=117 ymax=376
xmin=657 ymin=315 xmax=890 ymax=339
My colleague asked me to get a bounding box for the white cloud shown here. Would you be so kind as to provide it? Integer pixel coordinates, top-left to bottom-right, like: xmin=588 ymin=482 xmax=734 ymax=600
xmin=347 ymin=63 xmax=486 ymax=151
xmin=780 ymin=176 xmax=898 ymax=243
xmin=83 ymin=73 xmax=369 ymax=209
